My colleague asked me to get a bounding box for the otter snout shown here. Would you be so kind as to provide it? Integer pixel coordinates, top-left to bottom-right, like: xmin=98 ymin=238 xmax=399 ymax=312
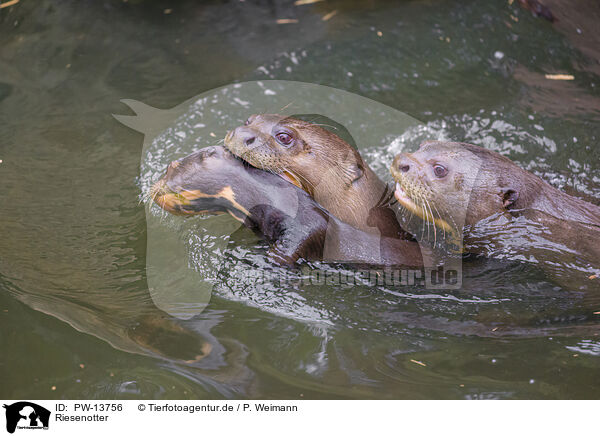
xmin=228 ymin=126 xmax=258 ymax=148
xmin=159 ymin=147 xmax=225 ymax=189
xmin=150 ymin=177 xmax=188 ymax=215
xmin=392 ymin=154 xmax=412 ymax=174
xmin=391 ymin=152 xmax=425 ymax=180
xmin=164 ymin=158 xmax=183 ymax=180
xmin=149 ymin=146 xmax=243 ymax=216
xmin=149 ymin=153 xmax=204 ymax=214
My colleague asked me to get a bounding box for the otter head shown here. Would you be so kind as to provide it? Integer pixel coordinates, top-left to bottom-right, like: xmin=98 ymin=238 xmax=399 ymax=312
xmin=224 ymin=114 xmax=365 ymax=197
xmin=150 ymin=146 xmax=249 ymax=220
xmin=390 ymin=140 xmax=525 ymax=234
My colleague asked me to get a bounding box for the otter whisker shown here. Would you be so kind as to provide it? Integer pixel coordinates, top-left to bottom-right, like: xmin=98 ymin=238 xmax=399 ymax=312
xmin=431 ymin=202 xmax=446 ymax=241
xmin=278 ymin=102 xmax=294 ymax=113
xmin=392 ymin=177 xmax=414 ymax=227
xmin=404 ymin=208 xmax=414 ymax=227
xmin=422 ymin=196 xmax=433 ymax=242
xmin=142 ymin=181 xmax=161 ymax=206
xmin=141 ymin=191 xmax=151 ymax=205
xmin=400 ymin=196 xmax=415 ymax=227
xmin=423 ymin=197 xmax=438 ymax=246
xmin=437 ymin=200 xmax=459 ymax=233
xmin=307 ymin=123 xmax=339 ymax=131
xmin=419 ymin=198 xmax=428 ymax=240
xmin=433 ymin=201 xmax=463 ymax=250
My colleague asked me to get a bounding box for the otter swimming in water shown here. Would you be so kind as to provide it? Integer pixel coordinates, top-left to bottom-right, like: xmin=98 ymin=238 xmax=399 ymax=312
xmin=390 ymin=140 xmax=600 ymax=286
xmin=151 ymin=146 xmax=423 ymax=266
xmin=223 ymin=114 xmax=407 ymax=239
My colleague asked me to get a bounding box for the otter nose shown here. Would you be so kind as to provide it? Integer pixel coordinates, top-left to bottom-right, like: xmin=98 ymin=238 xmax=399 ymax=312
xmin=232 ymin=126 xmax=257 ymax=147
xmin=393 ymin=154 xmax=412 ymax=173
xmin=165 ymin=159 xmax=181 ymax=179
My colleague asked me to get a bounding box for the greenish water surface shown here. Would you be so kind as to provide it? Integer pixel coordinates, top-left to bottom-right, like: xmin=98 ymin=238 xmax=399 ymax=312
xmin=0 ymin=0 xmax=599 ymax=399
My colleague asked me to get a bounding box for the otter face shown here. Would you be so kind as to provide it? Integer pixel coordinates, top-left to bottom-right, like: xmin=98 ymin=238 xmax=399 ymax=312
xmin=224 ymin=114 xmax=333 ymax=193
xmin=224 ymin=114 xmax=310 ymax=171
xmin=224 ymin=114 xmax=368 ymax=200
xmin=150 ymin=146 xmax=249 ymax=218
xmin=390 ymin=141 xmax=489 ymax=233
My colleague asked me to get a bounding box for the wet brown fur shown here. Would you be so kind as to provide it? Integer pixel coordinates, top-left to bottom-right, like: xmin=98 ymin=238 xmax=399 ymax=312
xmin=225 ymin=114 xmax=406 ymax=238
xmin=391 ymin=140 xmax=600 ymax=273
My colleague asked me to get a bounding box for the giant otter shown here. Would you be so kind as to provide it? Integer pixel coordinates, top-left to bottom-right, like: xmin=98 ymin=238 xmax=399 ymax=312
xmin=390 ymin=141 xmax=600 ymax=281
xmin=223 ymin=114 xmax=406 ymax=239
xmin=151 ymin=146 xmax=423 ymax=266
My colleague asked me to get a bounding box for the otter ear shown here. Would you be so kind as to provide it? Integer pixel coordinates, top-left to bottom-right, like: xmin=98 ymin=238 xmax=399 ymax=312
xmin=340 ymin=161 xmax=364 ymax=185
xmin=341 ymin=150 xmax=366 ymax=185
xmin=501 ymin=188 xmax=519 ymax=209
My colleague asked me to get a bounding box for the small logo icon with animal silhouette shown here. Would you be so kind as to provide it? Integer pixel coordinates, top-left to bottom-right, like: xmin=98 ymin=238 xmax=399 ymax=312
xmin=3 ymin=402 xmax=50 ymax=434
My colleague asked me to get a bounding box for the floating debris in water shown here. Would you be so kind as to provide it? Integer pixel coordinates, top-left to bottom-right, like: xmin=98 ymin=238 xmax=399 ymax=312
xmin=545 ymin=74 xmax=575 ymax=80
xmin=294 ymin=0 xmax=324 ymax=5
xmin=410 ymin=359 xmax=427 ymax=367
xmin=322 ymin=10 xmax=337 ymax=21
xmin=0 ymin=0 xmax=19 ymax=9
xmin=277 ymin=19 xmax=299 ymax=24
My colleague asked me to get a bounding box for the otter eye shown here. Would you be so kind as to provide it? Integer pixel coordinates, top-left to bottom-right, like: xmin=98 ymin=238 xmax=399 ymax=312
xmin=433 ymin=164 xmax=448 ymax=178
xmin=275 ymin=132 xmax=293 ymax=146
